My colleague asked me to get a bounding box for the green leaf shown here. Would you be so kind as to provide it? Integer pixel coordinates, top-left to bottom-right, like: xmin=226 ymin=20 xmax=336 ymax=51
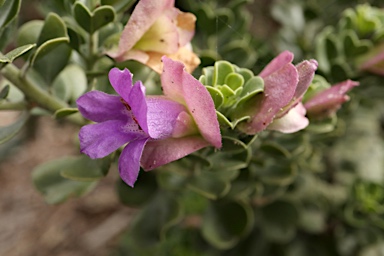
xmin=17 ymin=20 xmax=44 ymax=47
xmin=36 ymin=12 xmax=68 ymax=46
xmin=206 ymin=86 xmax=224 ymax=109
xmin=130 ymin=193 xmax=183 ymax=248
xmin=0 ymin=0 xmax=5 ymax=7
xmin=238 ymin=76 xmax=264 ymax=102
xmin=0 ymin=0 xmax=21 ymax=29
xmin=260 ymin=200 xmax=298 ymax=243
xmin=0 ymin=111 xmax=28 ymax=144
xmin=74 ymin=2 xmax=115 ymax=34
xmin=225 ymin=73 xmax=244 ymax=90
xmin=0 ymin=84 xmax=10 ymax=99
xmin=202 ymin=200 xmax=254 ymax=249
xmin=188 ymin=173 xmax=231 ymax=200
xmin=53 ymin=108 xmax=79 ymax=119
xmin=32 ymin=157 xmax=98 ymax=204
xmin=0 ymin=44 xmax=36 ymax=65
xmin=117 ymin=171 xmax=158 ymax=207
xmin=213 ymin=60 xmax=235 ymax=86
xmin=60 ymin=155 xmax=111 ymax=181
xmin=101 ymin=0 xmax=136 ymax=13
xmin=52 ymin=64 xmax=87 ymax=102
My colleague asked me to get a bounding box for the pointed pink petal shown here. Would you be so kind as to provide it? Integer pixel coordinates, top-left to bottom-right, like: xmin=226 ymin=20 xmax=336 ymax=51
xmin=239 ymin=62 xmax=299 ymax=134
xmin=79 ymin=120 xmax=140 ymax=159
xmin=115 ymin=0 xmax=175 ymax=55
xmin=145 ymin=96 xmax=187 ymax=139
xmin=119 ymin=138 xmax=149 ymax=187
xmin=304 ymin=80 xmax=359 ymax=117
xmin=108 ymin=68 xmax=133 ymax=103
xmin=259 ymin=51 xmax=294 ymax=78
xmin=76 ymin=91 xmax=126 ymax=122
xmin=161 ymin=56 xmax=221 ymax=148
xmin=141 ymin=136 xmax=209 ymax=170
xmin=268 ymin=103 xmax=309 ymax=133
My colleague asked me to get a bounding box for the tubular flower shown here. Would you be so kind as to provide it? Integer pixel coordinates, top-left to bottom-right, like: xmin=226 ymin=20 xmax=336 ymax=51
xmin=106 ymin=0 xmax=200 ymax=73
xmin=77 ymin=57 xmax=221 ymax=187
xmin=304 ymin=80 xmax=359 ymax=119
xmin=238 ymin=51 xmax=318 ymax=134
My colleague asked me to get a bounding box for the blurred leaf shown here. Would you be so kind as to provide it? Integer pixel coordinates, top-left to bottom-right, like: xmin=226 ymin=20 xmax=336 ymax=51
xmin=36 ymin=12 xmax=68 ymax=46
xmin=130 ymin=192 xmax=183 ymax=248
xmin=53 ymin=108 xmax=79 ymax=119
xmin=202 ymin=199 xmax=254 ymax=249
xmin=0 ymin=0 xmax=5 ymax=7
xmin=74 ymin=2 xmax=115 ymax=34
xmin=0 ymin=111 xmax=28 ymax=144
xmin=52 ymin=64 xmax=87 ymax=102
xmin=32 ymin=157 xmax=98 ymax=204
xmin=0 ymin=44 xmax=35 ymax=66
xmin=17 ymin=20 xmax=44 ymax=46
xmin=117 ymin=171 xmax=157 ymax=207
xmin=188 ymin=172 xmax=231 ymax=200
xmin=101 ymin=0 xmax=136 ymax=13
xmin=0 ymin=84 xmax=10 ymax=99
xmin=60 ymin=155 xmax=111 ymax=181
xmin=0 ymin=0 xmax=21 ymax=29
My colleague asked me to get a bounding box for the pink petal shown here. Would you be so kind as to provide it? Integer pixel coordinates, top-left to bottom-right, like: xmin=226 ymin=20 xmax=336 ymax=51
xmin=259 ymin=51 xmax=294 ymax=78
xmin=141 ymin=136 xmax=209 ymax=170
xmin=119 ymin=138 xmax=149 ymax=187
xmin=76 ymin=91 xmax=127 ymax=122
xmin=176 ymin=12 xmax=196 ymax=47
xmin=304 ymin=80 xmax=359 ymax=117
xmin=161 ymin=56 xmax=222 ymax=148
xmin=112 ymin=0 xmax=175 ymax=56
xmin=238 ymin=62 xmax=299 ymax=134
xmin=268 ymin=103 xmax=309 ymax=133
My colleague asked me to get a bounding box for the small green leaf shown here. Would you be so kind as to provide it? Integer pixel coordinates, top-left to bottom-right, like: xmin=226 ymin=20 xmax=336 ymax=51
xmin=52 ymin=64 xmax=87 ymax=102
xmin=202 ymin=200 xmax=254 ymax=249
xmin=239 ymin=76 xmax=264 ymax=99
xmin=37 ymin=13 xmax=68 ymax=46
xmin=0 ymin=111 xmax=28 ymax=144
xmin=32 ymin=157 xmax=98 ymax=204
xmin=225 ymin=73 xmax=244 ymax=90
xmin=0 ymin=84 xmax=10 ymax=99
xmin=0 ymin=0 xmax=21 ymax=29
xmin=74 ymin=2 xmax=115 ymax=34
xmin=0 ymin=44 xmax=36 ymax=65
xmin=17 ymin=20 xmax=44 ymax=47
xmin=60 ymin=155 xmax=111 ymax=181
xmin=213 ymin=60 xmax=235 ymax=86
xmin=101 ymin=0 xmax=136 ymax=13
xmin=206 ymin=86 xmax=224 ymax=109
xmin=53 ymin=108 xmax=79 ymax=119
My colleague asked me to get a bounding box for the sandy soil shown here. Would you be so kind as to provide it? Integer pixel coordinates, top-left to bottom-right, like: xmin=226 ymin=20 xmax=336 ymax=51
xmin=0 ymin=114 xmax=134 ymax=256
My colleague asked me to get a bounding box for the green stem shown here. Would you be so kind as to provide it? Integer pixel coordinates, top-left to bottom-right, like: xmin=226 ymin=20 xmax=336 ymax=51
xmin=0 ymin=101 xmax=27 ymax=110
xmin=1 ymin=64 xmax=85 ymax=125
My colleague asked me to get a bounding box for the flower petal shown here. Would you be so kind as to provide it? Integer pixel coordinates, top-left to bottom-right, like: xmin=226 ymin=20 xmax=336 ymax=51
xmin=79 ymin=120 xmax=141 ymax=159
xmin=126 ymin=80 xmax=149 ymax=135
xmin=146 ymin=96 xmax=187 ymax=139
xmin=259 ymin=51 xmax=294 ymax=78
xmin=177 ymin=12 xmax=196 ymax=47
xmin=76 ymin=91 xmax=127 ymax=122
xmin=119 ymin=138 xmax=149 ymax=187
xmin=113 ymin=0 xmax=175 ymax=56
xmin=304 ymin=80 xmax=359 ymax=118
xmin=141 ymin=135 xmax=209 ymax=170
xmin=268 ymin=103 xmax=309 ymax=133
xmin=108 ymin=68 xmax=134 ymax=103
xmin=161 ymin=56 xmax=221 ymax=148
xmin=238 ymin=62 xmax=299 ymax=134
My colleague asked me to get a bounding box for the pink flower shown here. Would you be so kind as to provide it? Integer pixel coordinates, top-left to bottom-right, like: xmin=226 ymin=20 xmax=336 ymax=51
xmin=304 ymin=80 xmax=359 ymax=119
xmin=77 ymin=57 xmax=221 ymax=187
xmin=357 ymin=44 xmax=384 ymax=76
xmin=106 ymin=0 xmax=200 ymax=73
xmin=238 ymin=51 xmax=318 ymax=134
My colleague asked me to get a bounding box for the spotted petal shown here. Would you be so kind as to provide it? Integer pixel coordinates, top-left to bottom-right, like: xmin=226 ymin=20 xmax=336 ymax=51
xmin=108 ymin=68 xmax=134 ymax=103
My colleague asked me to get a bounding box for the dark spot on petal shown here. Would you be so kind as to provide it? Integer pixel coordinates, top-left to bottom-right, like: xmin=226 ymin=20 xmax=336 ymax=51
xmin=160 ymin=39 xmax=165 ymax=42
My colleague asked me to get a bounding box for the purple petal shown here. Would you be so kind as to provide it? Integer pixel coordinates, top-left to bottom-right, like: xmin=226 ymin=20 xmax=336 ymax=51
xmin=79 ymin=120 xmax=142 ymax=159
xmin=76 ymin=91 xmax=127 ymax=122
xmin=268 ymin=103 xmax=309 ymax=133
xmin=146 ymin=96 xmax=187 ymax=139
xmin=141 ymin=136 xmax=209 ymax=170
xmin=259 ymin=51 xmax=294 ymax=78
xmin=126 ymin=80 xmax=149 ymax=135
xmin=161 ymin=56 xmax=222 ymax=148
xmin=238 ymin=62 xmax=299 ymax=134
xmin=304 ymin=80 xmax=359 ymax=118
xmin=119 ymin=138 xmax=149 ymax=187
xmin=108 ymin=68 xmax=134 ymax=103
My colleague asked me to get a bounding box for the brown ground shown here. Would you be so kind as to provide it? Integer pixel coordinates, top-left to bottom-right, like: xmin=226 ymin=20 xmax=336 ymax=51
xmin=0 ymin=113 xmax=134 ymax=256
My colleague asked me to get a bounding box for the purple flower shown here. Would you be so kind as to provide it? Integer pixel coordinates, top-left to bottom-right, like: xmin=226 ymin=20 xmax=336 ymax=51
xmin=77 ymin=57 xmax=221 ymax=187
xmin=238 ymin=51 xmax=318 ymax=134
xmin=304 ymin=80 xmax=359 ymax=119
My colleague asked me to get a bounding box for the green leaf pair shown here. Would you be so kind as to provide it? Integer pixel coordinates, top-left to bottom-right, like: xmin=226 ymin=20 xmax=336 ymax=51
xmin=73 ymin=2 xmax=115 ymax=34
